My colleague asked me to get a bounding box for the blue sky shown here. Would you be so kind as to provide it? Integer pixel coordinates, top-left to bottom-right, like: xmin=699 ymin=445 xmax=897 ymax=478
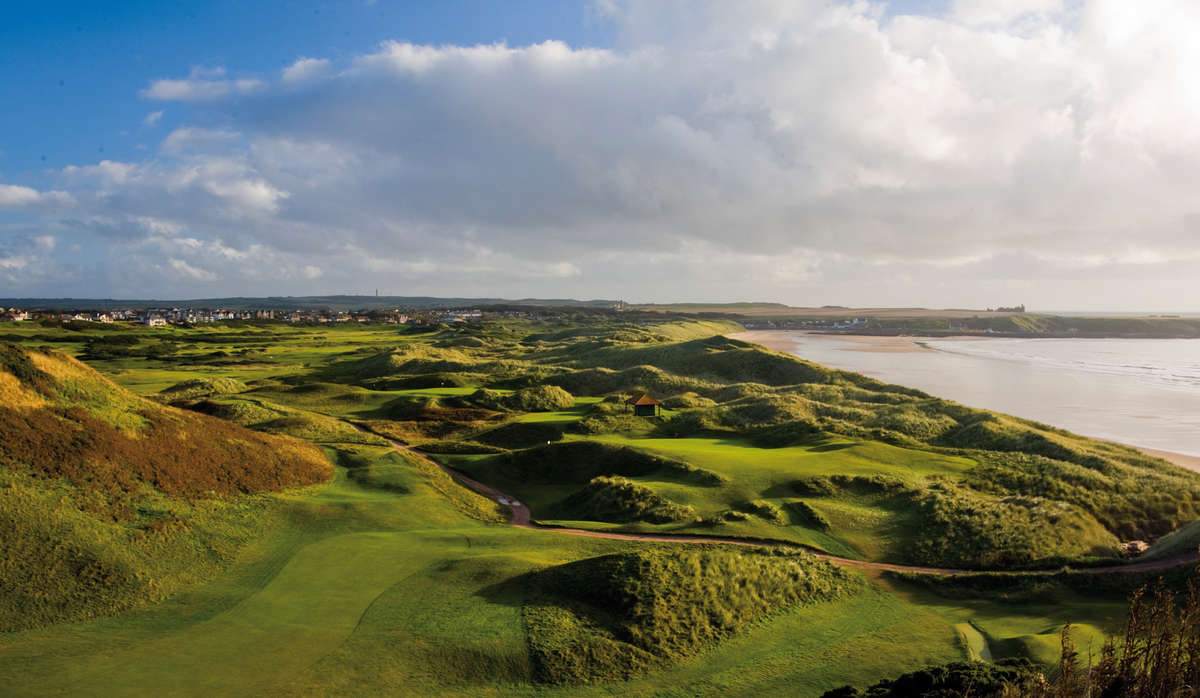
xmin=0 ymin=1 xmax=614 ymax=184
xmin=1 ymin=1 xmax=1198 ymax=309
xmin=0 ymin=0 xmax=952 ymax=185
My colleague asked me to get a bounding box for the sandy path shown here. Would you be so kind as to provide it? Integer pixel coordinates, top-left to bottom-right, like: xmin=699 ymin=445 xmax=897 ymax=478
xmin=379 ymin=436 xmax=1199 ymax=578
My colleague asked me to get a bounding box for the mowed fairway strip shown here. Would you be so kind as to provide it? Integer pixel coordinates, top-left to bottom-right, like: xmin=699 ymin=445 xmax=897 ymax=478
xmin=8 ymin=532 xmax=440 ymax=697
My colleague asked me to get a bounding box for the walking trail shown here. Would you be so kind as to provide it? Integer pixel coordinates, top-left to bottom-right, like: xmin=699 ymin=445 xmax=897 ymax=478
xmin=379 ymin=438 xmax=1200 ymax=577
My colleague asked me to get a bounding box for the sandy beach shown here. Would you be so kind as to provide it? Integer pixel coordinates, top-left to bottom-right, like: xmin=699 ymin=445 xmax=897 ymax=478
xmin=1134 ymin=447 xmax=1200 ymax=473
xmin=732 ymin=331 xmax=931 ymax=354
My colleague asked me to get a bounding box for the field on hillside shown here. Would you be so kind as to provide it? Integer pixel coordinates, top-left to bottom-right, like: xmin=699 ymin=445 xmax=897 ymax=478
xmin=2 ymin=315 xmax=1196 ymax=696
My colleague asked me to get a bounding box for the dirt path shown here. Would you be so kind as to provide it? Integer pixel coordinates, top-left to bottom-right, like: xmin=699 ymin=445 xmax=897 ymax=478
xmin=381 ymin=438 xmax=1199 ymax=577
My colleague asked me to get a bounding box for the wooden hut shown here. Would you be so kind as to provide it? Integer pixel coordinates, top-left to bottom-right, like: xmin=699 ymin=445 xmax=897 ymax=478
xmin=625 ymin=392 xmax=661 ymax=417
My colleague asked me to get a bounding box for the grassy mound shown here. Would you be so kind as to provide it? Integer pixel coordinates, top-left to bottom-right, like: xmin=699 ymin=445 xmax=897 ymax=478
xmin=347 ymin=343 xmax=476 ymax=380
xmin=523 ymin=548 xmax=858 ymax=683
xmin=256 ymin=413 xmax=388 ymax=445
xmin=362 ymin=372 xmax=481 ymax=390
xmin=185 ymin=398 xmax=280 ymax=425
xmin=1140 ymin=520 xmax=1200 ymax=561
xmin=567 ymin=336 xmax=837 ymax=386
xmin=963 ymin=448 xmax=1200 ymax=541
xmin=786 ymin=500 xmax=833 ymax=531
xmin=736 ymin=499 xmax=787 ymax=524
xmin=249 ymin=381 xmax=369 ymax=407
xmin=559 ymin=476 xmax=695 ymax=523
xmin=906 ymin=483 xmax=1119 ymax=568
xmin=547 ymin=364 xmax=721 ymax=398
xmin=474 ymin=422 xmax=564 ymax=450
xmin=470 ymin=385 xmax=575 ymax=412
xmin=506 ymin=385 xmax=574 ymax=412
xmin=489 ymin=441 xmax=725 ymax=486
xmin=156 ymin=376 xmax=247 ymax=402
xmin=366 ymin=396 xmax=505 ymax=444
xmin=0 ymin=344 xmax=333 ymax=630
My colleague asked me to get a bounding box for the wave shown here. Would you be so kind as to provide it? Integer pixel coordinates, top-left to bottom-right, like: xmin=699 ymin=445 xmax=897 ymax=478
xmin=921 ymin=338 xmax=1200 ymax=390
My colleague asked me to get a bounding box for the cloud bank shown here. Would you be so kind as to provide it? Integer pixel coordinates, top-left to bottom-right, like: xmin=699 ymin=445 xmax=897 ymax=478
xmin=5 ymin=0 xmax=1200 ymax=308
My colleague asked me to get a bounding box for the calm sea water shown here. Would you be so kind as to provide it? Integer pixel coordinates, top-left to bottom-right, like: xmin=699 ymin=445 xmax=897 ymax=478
xmin=769 ymin=333 xmax=1200 ymax=457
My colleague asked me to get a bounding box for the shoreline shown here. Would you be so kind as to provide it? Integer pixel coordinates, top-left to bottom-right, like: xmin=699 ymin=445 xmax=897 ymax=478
xmin=1133 ymin=446 xmax=1200 ymax=473
xmin=731 ymin=330 xmax=1200 ymax=474
xmin=732 ymin=330 xmax=933 ymax=354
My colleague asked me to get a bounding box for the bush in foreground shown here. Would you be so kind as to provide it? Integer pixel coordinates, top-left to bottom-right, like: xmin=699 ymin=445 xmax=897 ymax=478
xmin=832 ymin=572 xmax=1200 ymax=698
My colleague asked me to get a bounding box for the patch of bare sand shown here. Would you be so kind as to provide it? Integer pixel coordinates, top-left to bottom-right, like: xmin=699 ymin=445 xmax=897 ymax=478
xmin=1134 ymin=446 xmax=1200 ymax=474
xmin=731 ymin=331 xmax=932 ymax=354
xmin=729 ymin=330 xmax=800 ymax=354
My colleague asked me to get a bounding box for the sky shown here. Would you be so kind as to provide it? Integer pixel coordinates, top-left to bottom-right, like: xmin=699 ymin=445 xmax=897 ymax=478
xmin=2 ymin=0 xmax=1199 ymax=310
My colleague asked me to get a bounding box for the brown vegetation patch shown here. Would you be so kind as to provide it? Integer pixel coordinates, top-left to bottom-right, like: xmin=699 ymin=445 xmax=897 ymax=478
xmin=0 ymin=404 xmax=332 ymax=519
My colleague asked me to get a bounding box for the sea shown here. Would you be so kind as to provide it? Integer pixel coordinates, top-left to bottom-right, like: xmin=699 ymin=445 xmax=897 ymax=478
xmin=761 ymin=333 xmax=1200 ymax=458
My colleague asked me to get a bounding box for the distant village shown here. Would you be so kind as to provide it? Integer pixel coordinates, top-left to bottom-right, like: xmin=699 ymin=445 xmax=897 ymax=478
xmin=0 ymin=306 xmax=534 ymax=327
xmin=740 ymin=317 xmax=867 ymax=330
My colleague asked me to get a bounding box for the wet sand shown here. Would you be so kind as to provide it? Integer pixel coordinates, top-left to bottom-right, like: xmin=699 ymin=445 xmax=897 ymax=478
xmin=732 ymin=331 xmax=931 ymax=354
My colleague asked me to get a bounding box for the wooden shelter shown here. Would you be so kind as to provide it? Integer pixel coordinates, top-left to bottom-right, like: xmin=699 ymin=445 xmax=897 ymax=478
xmin=625 ymin=392 xmax=661 ymax=417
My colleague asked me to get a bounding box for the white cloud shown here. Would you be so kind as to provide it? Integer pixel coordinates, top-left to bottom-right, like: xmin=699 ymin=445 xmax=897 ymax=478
xmin=5 ymin=1 xmax=1200 ymax=309
xmin=141 ymin=66 xmax=264 ymax=102
xmin=950 ymin=0 xmax=1065 ymax=25
xmin=0 ymin=184 xmax=43 ymax=207
xmin=144 ymin=110 xmax=164 ymax=126
xmin=282 ymin=57 xmax=333 ymax=83
xmin=0 ymin=184 xmax=72 ymax=208
xmin=162 ymin=127 xmax=240 ymax=153
xmin=168 ymin=258 xmax=218 ymax=280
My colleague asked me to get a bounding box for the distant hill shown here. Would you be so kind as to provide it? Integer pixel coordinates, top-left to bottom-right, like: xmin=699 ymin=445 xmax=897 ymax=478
xmin=0 ymin=343 xmax=332 ymax=631
xmin=0 ymin=295 xmax=622 ymax=312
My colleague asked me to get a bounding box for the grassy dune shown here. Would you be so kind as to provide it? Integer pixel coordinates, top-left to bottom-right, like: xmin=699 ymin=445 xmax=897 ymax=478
xmin=0 ymin=343 xmax=332 ymax=631
xmin=2 ymin=316 xmax=1194 ymax=695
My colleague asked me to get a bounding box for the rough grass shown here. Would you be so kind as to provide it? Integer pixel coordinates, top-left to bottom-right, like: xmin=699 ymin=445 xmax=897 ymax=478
xmin=0 ymin=318 xmax=1165 ymax=696
xmin=0 ymin=468 xmax=278 ymax=632
xmin=155 ymin=376 xmax=247 ymax=402
xmin=474 ymin=421 xmax=564 ymax=450
xmin=0 ymin=345 xmax=333 ymax=630
xmin=905 ymin=483 xmax=1120 ymax=569
xmin=522 ymin=547 xmax=859 ymax=683
xmin=256 ymin=413 xmax=388 ymax=445
xmin=486 ymin=440 xmax=726 ymax=486
xmin=559 ymin=476 xmax=696 ymax=524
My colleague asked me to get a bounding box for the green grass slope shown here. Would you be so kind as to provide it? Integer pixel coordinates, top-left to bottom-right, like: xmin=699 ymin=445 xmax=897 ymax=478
xmin=0 ymin=318 xmax=1163 ymax=696
xmin=519 ymin=547 xmax=859 ymax=684
xmin=0 ymin=344 xmax=333 ymax=630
